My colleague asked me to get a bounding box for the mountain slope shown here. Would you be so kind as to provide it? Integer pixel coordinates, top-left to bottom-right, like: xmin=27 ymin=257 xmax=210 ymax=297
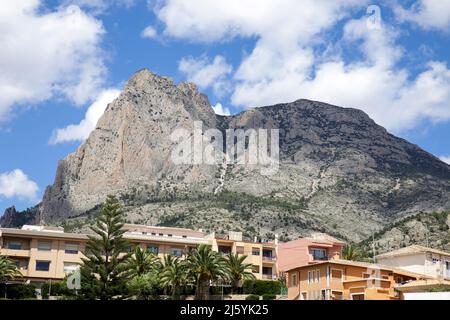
xmin=2 ymin=69 xmax=450 ymax=243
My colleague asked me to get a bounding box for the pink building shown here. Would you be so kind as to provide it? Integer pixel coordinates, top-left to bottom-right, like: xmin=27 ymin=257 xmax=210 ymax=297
xmin=278 ymin=233 xmax=345 ymax=272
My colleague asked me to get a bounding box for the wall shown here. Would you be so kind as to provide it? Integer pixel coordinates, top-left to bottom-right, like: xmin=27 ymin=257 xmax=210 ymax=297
xmin=403 ymin=292 xmax=450 ymax=300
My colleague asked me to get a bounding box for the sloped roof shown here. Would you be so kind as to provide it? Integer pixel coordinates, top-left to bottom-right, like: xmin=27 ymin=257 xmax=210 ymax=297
xmin=285 ymin=259 xmax=431 ymax=279
xmin=396 ymin=279 xmax=450 ymax=292
xmin=376 ymin=245 xmax=450 ymax=259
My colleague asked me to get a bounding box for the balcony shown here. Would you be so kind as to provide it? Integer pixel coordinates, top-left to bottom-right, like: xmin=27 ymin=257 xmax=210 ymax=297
xmin=262 ymin=255 xmax=277 ymax=262
xmin=262 ymin=274 xmax=276 ymax=280
xmin=0 ymin=248 xmax=30 ymax=258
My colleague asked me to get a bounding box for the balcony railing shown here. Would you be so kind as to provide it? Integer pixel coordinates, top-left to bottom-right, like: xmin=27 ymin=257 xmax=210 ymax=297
xmin=262 ymin=274 xmax=276 ymax=280
xmin=262 ymin=255 xmax=277 ymax=261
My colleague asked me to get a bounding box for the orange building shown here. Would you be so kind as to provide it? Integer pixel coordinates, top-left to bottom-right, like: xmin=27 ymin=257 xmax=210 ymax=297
xmin=286 ymin=259 xmax=428 ymax=300
xmin=278 ymin=233 xmax=345 ymax=272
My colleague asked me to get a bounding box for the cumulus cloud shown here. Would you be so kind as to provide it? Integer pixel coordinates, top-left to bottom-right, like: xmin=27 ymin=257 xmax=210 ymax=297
xmin=439 ymin=156 xmax=450 ymax=165
xmin=153 ymin=0 xmax=450 ymax=133
xmin=212 ymin=103 xmax=231 ymax=116
xmin=179 ymin=55 xmax=232 ymax=97
xmin=0 ymin=1 xmax=106 ymax=121
xmin=0 ymin=169 xmax=39 ymax=201
xmin=393 ymin=0 xmax=450 ymax=31
xmin=50 ymin=89 xmax=121 ymax=144
xmin=141 ymin=25 xmax=158 ymax=39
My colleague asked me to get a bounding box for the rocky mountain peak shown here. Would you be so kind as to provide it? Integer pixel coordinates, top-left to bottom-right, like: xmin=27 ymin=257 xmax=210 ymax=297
xmin=2 ymin=69 xmax=450 ymax=244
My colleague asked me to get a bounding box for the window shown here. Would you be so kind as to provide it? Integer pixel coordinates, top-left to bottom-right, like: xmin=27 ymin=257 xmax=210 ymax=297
xmin=168 ymin=234 xmax=173 ymax=237
xmin=321 ymin=289 xmax=327 ymax=300
xmin=63 ymin=262 xmax=80 ymax=275
xmin=352 ymin=294 xmax=365 ymax=300
xmin=316 ymin=270 xmax=320 ymax=282
xmin=37 ymin=240 xmax=52 ymax=251
xmin=147 ymin=245 xmax=159 ymax=254
xmin=291 ymin=273 xmax=298 ymax=286
xmin=332 ymin=291 xmax=343 ymax=300
xmin=236 ymin=246 xmax=244 ymax=254
xmin=65 ymin=243 xmax=79 ymax=254
xmin=171 ymin=248 xmax=183 ymax=257
xmin=252 ymin=265 xmax=260 ymax=274
xmin=310 ymin=248 xmax=327 ymax=260
xmin=36 ymin=261 xmax=50 ymax=271
xmin=252 ymin=248 xmax=260 ymax=256
xmin=308 ymin=271 xmax=313 ymax=284
xmin=331 ymin=269 xmax=342 ymax=280
xmin=7 ymin=242 xmax=22 ymax=250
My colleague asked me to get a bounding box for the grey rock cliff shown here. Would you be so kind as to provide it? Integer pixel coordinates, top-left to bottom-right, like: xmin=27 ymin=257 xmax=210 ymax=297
xmin=4 ymin=69 xmax=450 ymax=243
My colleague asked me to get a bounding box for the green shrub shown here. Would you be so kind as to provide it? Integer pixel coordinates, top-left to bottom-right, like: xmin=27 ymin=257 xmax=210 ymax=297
xmin=0 ymin=284 xmax=36 ymax=299
xmin=245 ymin=294 xmax=260 ymax=300
xmin=41 ymin=280 xmax=77 ymax=299
xmin=243 ymin=280 xmax=281 ymax=295
xmin=262 ymin=294 xmax=276 ymax=300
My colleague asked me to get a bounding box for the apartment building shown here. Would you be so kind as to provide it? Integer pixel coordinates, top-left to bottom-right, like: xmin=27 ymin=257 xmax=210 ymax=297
xmin=286 ymin=259 xmax=427 ymax=300
xmin=278 ymin=233 xmax=345 ymax=272
xmin=211 ymin=231 xmax=278 ymax=280
xmin=0 ymin=224 xmax=277 ymax=284
xmin=375 ymin=245 xmax=450 ymax=280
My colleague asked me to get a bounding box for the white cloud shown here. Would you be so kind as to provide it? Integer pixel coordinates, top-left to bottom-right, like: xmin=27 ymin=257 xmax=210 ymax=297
xmin=0 ymin=169 xmax=39 ymax=201
xmin=212 ymin=103 xmax=231 ymax=116
xmin=153 ymin=0 xmax=450 ymax=133
xmin=60 ymin=0 xmax=137 ymax=14
xmin=178 ymin=55 xmax=232 ymax=97
xmin=50 ymin=89 xmax=121 ymax=144
xmin=0 ymin=1 xmax=106 ymax=121
xmin=141 ymin=25 xmax=158 ymax=39
xmin=393 ymin=0 xmax=450 ymax=31
xmin=439 ymin=156 xmax=450 ymax=165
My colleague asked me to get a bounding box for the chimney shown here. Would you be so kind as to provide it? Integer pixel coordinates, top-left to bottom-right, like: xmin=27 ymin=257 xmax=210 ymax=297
xmin=275 ymin=234 xmax=279 ymax=245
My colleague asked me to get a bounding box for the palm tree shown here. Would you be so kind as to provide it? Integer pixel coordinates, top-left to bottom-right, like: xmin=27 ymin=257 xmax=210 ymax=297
xmin=160 ymin=255 xmax=188 ymax=300
xmin=127 ymin=246 xmax=162 ymax=278
xmin=187 ymin=244 xmax=228 ymax=300
xmin=225 ymin=253 xmax=255 ymax=293
xmin=0 ymin=255 xmax=21 ymax=297
xmin=0 ymin=256 xmax=21 ymax=280
xmin=342 ymin=244 xmax=362 ymax=261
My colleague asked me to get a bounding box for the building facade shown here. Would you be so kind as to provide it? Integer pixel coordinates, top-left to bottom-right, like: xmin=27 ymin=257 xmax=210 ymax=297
xmin=0 ymin=224 xmax=277 ymax=284
xmin=278 ymin=233 xmax=344 ymax=272
xmin=286 ymin=260 xmax=427 ymax=300
xmin=375 ymin=245 xmax=450 ymax=280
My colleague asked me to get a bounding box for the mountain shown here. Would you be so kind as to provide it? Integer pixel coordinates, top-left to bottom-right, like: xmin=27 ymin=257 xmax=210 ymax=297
xmin=2 ymin=69 xmax=450 ymax=243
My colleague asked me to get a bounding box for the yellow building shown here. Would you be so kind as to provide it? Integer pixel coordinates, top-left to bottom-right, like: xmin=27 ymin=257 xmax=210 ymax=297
xmin=211 ymin=231 xmax=277 ymax=280
xmin=286 ymin=259 xmax=428 ymax=300
xmin=0 ymin=224 xmax=277 ymax=285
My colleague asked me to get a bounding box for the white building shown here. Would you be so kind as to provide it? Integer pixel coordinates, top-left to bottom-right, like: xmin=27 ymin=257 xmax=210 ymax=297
xmin=375 ymin=245 xmax=450 ymax=280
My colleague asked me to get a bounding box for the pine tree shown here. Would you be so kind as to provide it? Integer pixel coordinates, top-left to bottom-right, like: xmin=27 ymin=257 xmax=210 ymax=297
xmin=80 ymin=195 xmax=131 ymax=300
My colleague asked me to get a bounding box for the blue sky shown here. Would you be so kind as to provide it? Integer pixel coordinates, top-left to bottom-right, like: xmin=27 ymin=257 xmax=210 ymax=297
xmin=1 ymin=0 xmax=450 ymax=212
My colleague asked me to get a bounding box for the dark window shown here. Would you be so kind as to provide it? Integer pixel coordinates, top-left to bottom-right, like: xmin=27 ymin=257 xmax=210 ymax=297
xmin=310 ymin=248 xmax=327 ymax=260
xmin=147 ymin=245 xmax=159 ymax=254
xmin=65 ymin=243 xmax=79 ymax=254
xmin=7 ymin=242 xmax=22 ymax=250
xmin=252 ymin=248 xmax=260 ymax=256
xmin=36 ymin=261 xmax=50 ymax=271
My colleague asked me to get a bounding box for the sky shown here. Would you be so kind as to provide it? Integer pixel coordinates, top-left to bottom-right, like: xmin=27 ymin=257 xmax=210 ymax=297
xmin=0 ymin=0 xmax=450 ymax=212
